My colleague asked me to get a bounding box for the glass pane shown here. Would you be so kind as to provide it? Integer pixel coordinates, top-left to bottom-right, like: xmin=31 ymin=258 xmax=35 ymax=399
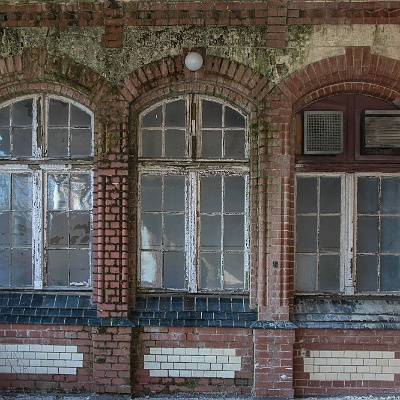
xmin=48 ymin=99 xmax=69 ymax=126
xmin=12 ymin=174 xmax=32 ymax=211
xmin=0 ymin=212 xmax=10 ymax=246
xmin=224 ymin=252 xmax=244 ymax=289
xmin=202 ymin=100 xmax=222 ymax=128
xmin=381 ymin=255 xmax=400 ymax=291
xmin=165 ymin=129 xmax=186 ymax=158
xmin=202 ymin=130 xmax=222 ymax=158
xmin=357 ymin=216 xmax=378 ymax=253
xmin=381 ymin=217 xmax=400 ymax=253
xmin=320 ymin=177 xmax=341 ymax=213
xmin=12 ymin=212 xmax=32 ymax=246
xmin=142 ymin=105 xmax=162 ymax=127
xmin=12 ymin=99 xmax=33 ymax=126
xmin=319 ymin=255 xmax=340 ymax=290
xmin=0 ymin=128 xmax=10 ymax=156
xmin=382 ymin=177 xmax=400 ymax=214
xmin=201 ymin=215 xmax=221 ymax=250
xmin=357 ymin=177 xmax=379 ymax=214
xmin=71 ymin=105 xmax=91 ymax=126
xmin=164 ymin=214 xmax=184 ymax=248
xmin=356 ymin=255 xmax=378 ymax=292
xmin=141 ymin=214 xmax=162 ymax=248
xmin=0 ymin=250 xmax=10 ymax=286
xmin=142 ymin=129 xmax=162 ymax=157
xmin=200 ymin=252 xmax=221 ymax=290
xmin=12 ymin=249 xmax=32 ymax=286
xmin=296 ymin=216 xmax=317 ymax=252
xmin=164 ymin=176 xmax=185 ymax=211
xmin=319 ymin=215 xmax=340 ymax=251
xmin=225 ymin=107 xmax=245 ymax=128
xmin=70 ymin=174 xmax=91 ymax=210
xmin=0 ymin=174 xmax=10 ymax=209
xmin=224 ymin=215 xmax=244 ymax=250
xmin=165 ymin=100 xmax=185 ymax=127
xmin=48 ymin=128 xmax=68 ymax=157
xmin=71 ymin=128 xmax=92 ymax=156
xmin=48 ymin=212 xmax=68 ymax=246
xmin=164 ymin=251 xmax=185 ymax=289
xmin=201 ymin=176 xmax=221 ymax=213
xmin=225 ymin=130 xmax=245 ymax=159
xmin=141 ymin=176 xmax=162 ymax=211
xmin=296 ymin=177 xmax=317 ymax=213
xmin=0 ymin=105 xmax=10 ymax=126
xmin=70 ymin=249 xmax=90 ymax=286
xmin=47 ymin=174 xmax=68 ymax=210
xmin=295 ymin=254 xmax=317 ymax=291
xmin=225 ymin=176 xmax=244 ymax=212
xmin=47 ymin=249 xmax=68 ymax=286
xmin=13 ymin=128 xmax=32 ymax=156
xmin=70 ymin=213 xmax=90 ymax=246
xmin=141 ymin=250 xmax=162 ymax=287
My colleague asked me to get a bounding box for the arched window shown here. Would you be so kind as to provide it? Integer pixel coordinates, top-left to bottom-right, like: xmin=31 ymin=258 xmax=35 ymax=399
xmin=0 ymin=95 xmax=93 ymax=289
xmin=138 ymin=95 xmax=249 ymax=293
xmin=295 ymin=94 xmax=400 ymax=294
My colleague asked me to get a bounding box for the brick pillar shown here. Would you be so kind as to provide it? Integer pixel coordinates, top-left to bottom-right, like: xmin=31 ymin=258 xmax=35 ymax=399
xmin=253 ymin=327 xmax=295 ymax=398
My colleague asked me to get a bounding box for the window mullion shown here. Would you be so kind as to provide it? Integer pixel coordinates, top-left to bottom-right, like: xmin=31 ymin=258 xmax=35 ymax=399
xmin=344 ymin=173 xmax=355 ymax=295
xmin=33 ymin=169 xmax=43 ymax=289
xmin=186 ymin=171 xmax=198 ymax=292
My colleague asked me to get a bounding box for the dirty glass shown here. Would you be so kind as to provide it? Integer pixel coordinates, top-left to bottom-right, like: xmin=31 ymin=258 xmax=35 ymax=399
xmin=319 ymin=215 xmax=340 ymax=251
xmin=164 ymin=176 xmax=185 ymax=211
xmin=47 ymin=174 xmax=68 ymax=210
xmin=0 ymin=212 xmax=10 ymax=246
xmin=319 ymin=255 xmax=340 ymax=290
xmin=13 ymin=128 xmax=32 ymax=157
xmin=225 ymin=107 xmax=245 ymax=128
xmin=141 ymin=251 xmax=162 ymax=287
xmin=164 ymin=252 xmax=185 ymax=289
xmin=70 ymin=249 xmax=90 ymax=286
xmin=12 ymin=212 xmax=32 ymax=246
xmin=202 ymin=130 xmax=222 ymax=158
xmin=296 ymin=215 xmax=317 ymax=252
xmin=382 ymin=177 xmax=400 ymax=214
xmin=141 ymin=214 xmax=162 ymax=248
xmin=224 ymin=252 xmax=244 ymax=289
xmin=165 ymin=100 xmax=185 ymax=127
xmin=296 ymin=177 xmax=317 ymax=213
xmin=165 ymin=129 xmax=186 ymax=158
xmin=356 ymin=255 xmax=378 ymax=292
xmin=201 ymin=215 xmax=221 ymax=250
xmin=141 ymin=176 xmax=162 ymax=211
xmin=48 ymin=128 xmax=68 ymax=157
xmin=12 ymin=174 xmax=32 ymax=213
xmin=71 ymin=105 xmax=91 ymax=126
xmin=320 ymin=177 xmax=341 ymax=213
xmin=69 ymin=213 xmax=90 ymax=246
xmin=357 ymin=177 xmax=379 ymax=214
xmin=0 ymin=105 xmax=10 ymax=126
xmin=48 ymin=213 xmax=68 ymax=246
xmin=48 ymin=99 xmax=68 ymax=126
xmin=70 ymin=174 xmax=91 ymax=210
xmin=225 ymin=130 xmax=245 ymax=159
xmin=47 ymin=249 xmax=69 ymax=286
xmin=225 ymin=176 xmax=244 ymax=212
xmin=295 ymin=254 xmax=317 ymax=291
xmin=381 ymin=217 xmax=400 ymax=253
xmin=200 ymin=252 xmax=221 ymax=290
xmin=357 ymin=216 xmax=378 ymax=253
xmin=0 ymin=128 xmax=10 ymax=156
xmin=0 ymin=250 xmax=10 ymax=286
xmin=201 ymin=176 xmax=222 ymax=213
xmin=381 ymin=256 xmax=400 ymax=291
xmin=13 ymin=99 xmax=33 ymax=126
xmin=71 ymin=128 xmax=92 ymax=156
xmin=224 ymin=215 xmax=244 ymax=250
xmin=164 ymin=215 xmax=185 ymax=248
xmin=0 ymin=174 xmax=10 ymax=210
xmin=12 ymin=249 xmax=32 ymax=286
xmin=142 ymin=129 xmax=162 ymax=157
xmin=142 ymin=105 xmax=162 ymax=127
xmin=202 ymin=100 xmax=222 ymax=128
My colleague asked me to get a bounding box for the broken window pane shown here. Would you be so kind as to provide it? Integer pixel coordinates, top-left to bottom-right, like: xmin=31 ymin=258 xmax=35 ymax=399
xmin=200 ymin=252 xmax=221 ymax=290
xmin=164 ymin=251 xmax=185 ymax=289
xmin=224 ymin=252 xmax=244 ymax=289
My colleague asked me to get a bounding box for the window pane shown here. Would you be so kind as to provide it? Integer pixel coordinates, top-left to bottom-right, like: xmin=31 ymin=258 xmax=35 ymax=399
xmin=356 ymin=255 xmax=378 ymax=292
xmin=164 ymin=176 xmax=185 ymax=212
xmin=225 ymin=130 xmax=245 ymax=159
xmin=48 ymin=128 xmax=68 ymax=157
xmin=141 ymin=214 xmax=162 ymax=248
xmin=202 ymin=100 xmax=222 ymax=128
xmin=201 ymin=176 xmax=221 ymax=213
xmin=165 ymin=100 xmax=185 ymax=127
xmin=382 ymin=177 xmax=400 ymax=214
xmin=70 ymin=174 xmax=91 ymax=210
xmin=0 ymin=128 xmax=10 ymax=156
xmin=200 ymin=252 xmax=221 ymax=290
xmin=224 ymin=252 xmax=244 ymax=289
xmin=142 ymin=129 xmax=162 ymax=157
xmin=70 ymin=213 xmax=90 ymax=246
xmin=141 ymin=250 xmax=162 ymax=287
xmin=296 ymin=254 xmax=317 ymax=291
xmin=0 ymin=249 xmax=10 ymax=286
xmin=202 ymin=130 xmax=222 ymax=158
xmin=225 ymin=176 xmax=245 ymax=212
xmin=296 ymin=215 xmax=317 ymax=252
xmin=164 ymin=214 xmax=185 ymax=248
xmin=47 ymin=174 xmax=69 ymax=210
xmin=319 ymin=215 xmax=340 ymax=251
xmin=357 ymin=216 xmax=379 ymax=253
xmin=201 ymin=215 xmax=221 ymax=250
xmin=12 ymin=212 xmax=32 ymax=247
xmin=48 ymin=212 xmax=68 ymax=246
xmin=381 ymin=256 xmax=400 ymax=291
xmin=0 ymin=174 xmax=10 ymax=209
xmin=47 ymin=249 xmax=69 ymax=286
xmin=296 ymin=177 xmax=317 ymax=213
xmin=71 ymin=105 xmax=91 ymax=126
xmin=12 ymin=99 xmax=33 ymax=126
xmin=142 ymin=105 xmax=162 ymax=127
xmin=165 ymin=129 xmax=186 ymax=158
xmin=320 ymin=177 xmax=341 ymax=213
xmin=164 ymin=251 xmax=185 ymax=289
xmin=48 ymin=99 xmax=68 ymax=126
xmin=71 ymin=128 xmax=92 ymax=157
xmin=225 ymin=107 xmax=245 ymax=128
xmin=0 ymin=105 xmax=10 ymax=126
xmin=319 ymin=255 xmax=340 ymax=290
xmin=13 ymin=128 xmax=32 ymax=156
xmin=70 ymin=249 xmax=90 ymax=286
xmin=141 ymin=176 xmax=162 ymax=211
xmin=12 ymin=249 xmax=32 ymax=286
xmin=0 ymin=212 xmax=10 ymax=246
xmin=381 ymin=217 xmax=400 ymax=253
xmin=357 ymin=177 xmax=379 ymax=214
xmin=12 ymin=174 xmax=32 ymax=211
xmin=224 ymin=215 xmax=244 ymax=250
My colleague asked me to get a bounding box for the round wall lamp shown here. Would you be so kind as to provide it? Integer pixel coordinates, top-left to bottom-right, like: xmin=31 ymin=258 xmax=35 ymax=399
xmin=184 ymin=51 xmax=203 ymax=72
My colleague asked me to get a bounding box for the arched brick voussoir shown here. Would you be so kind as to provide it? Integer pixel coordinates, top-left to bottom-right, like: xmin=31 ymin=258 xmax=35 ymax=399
xmin=0 ymin=48 xmax=110 ymax=109
xmin=279 ymin=49 xmax=400 ymax=112
xmin=117 ymin=54 xmax=272 ymax=110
